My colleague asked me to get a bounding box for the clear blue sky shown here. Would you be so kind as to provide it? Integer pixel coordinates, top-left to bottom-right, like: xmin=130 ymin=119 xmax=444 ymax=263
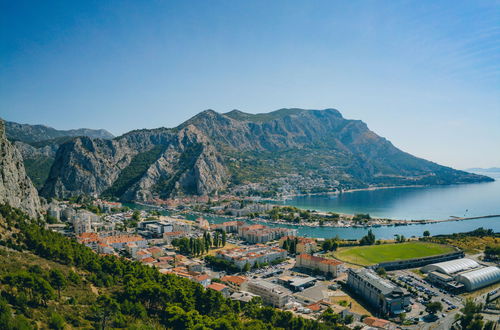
xmin=1 ymin=0 xmax=499 ymax=168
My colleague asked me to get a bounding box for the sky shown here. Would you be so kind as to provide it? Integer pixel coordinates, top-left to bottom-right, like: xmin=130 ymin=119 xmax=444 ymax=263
xmin=1 ymin=0 xmax=499 ymax=169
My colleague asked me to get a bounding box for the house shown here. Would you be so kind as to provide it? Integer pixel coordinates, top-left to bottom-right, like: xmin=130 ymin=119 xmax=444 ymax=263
xmin=363 ymin=316 xmax=396 ymax=329
xmin=147 ymin=246 xmax=164 ymax=258
xmin=207 ymin=283 xmax=230 ymax=297
xmin=221 ymin=275 xmax=248 ymax=292
xmin=193 ymin=274 xmax=211 ymax=287
xmin=136 ymin=250 xmax=152 ymax=260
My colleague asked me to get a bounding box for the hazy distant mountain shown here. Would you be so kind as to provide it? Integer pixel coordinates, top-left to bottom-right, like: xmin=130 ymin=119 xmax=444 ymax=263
xmin=5 ymin=121 xmax=114 ymax=143
xmin=39 ymin=108 xmax=492 ymax=201
xmin=4 ymin=120 xmax=114 ymax=189
xmin=466 ymin=167 xmax=500 ymax=173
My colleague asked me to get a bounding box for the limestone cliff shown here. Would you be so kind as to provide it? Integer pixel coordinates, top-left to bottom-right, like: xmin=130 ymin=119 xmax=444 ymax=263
xmin=0 ymin=120 xmax=41 ymax=218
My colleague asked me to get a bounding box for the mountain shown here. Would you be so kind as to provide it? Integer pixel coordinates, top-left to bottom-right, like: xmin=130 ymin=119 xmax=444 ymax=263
xmin=41 ymin=108 xmax=493 ymax=201
xmin=5 ymin=121 xmax=114 ymax=143
xmin=0 ymin=120 xmax=41 ymax=217
xmin=467 ymin=167 xmax=500 ymax=173
xmin=4 ymin=121 xmax=114 ymax=189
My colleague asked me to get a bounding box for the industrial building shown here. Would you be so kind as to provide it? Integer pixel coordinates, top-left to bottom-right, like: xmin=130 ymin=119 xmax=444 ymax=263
xmin=421 ymin=258 xmax=479 ymax=275
xmin=422 ymin=258 xmax=500 ymax=292
xmin=455 ymin=267 xmax=500 ymax=291
xmin=347 ymin=268 xmax=411 ymax=316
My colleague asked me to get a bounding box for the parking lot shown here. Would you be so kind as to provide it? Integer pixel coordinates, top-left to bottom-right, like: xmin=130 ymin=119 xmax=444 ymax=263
xmin=389 ymin=270 xmax=464 ymax=328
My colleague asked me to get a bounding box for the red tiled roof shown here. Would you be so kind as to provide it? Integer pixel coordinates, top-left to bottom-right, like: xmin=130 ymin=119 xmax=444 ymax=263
xmin=298 ymin=254 xmax=342 ymax=266
xmin=140 ymin=257 xmax=155 ymax=263
xmin=207 ymin=283 xmax=228 ymax=292
xmin=194 ymin=274 xmax=210 ymax=282
xmin=364 ymin=317 xmax=390 ymax=328
xmin=221 ymin=275 xmax=247 ymax=285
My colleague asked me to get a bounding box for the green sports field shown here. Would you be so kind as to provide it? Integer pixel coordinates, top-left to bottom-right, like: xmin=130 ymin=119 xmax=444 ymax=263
xmin=331 ymin=242 xmax=455 ymax=266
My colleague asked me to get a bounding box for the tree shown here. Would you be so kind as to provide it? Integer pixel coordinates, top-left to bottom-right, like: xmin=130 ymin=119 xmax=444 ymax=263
xmin=457 ymin=299 xmax=484 ymax=330
xmin=132 ymin=210 xmax=141 ymax=222
xmin=423 ymin=230 xmax=430 ymax=237
xmin=425 ymin=301 xmax=442 ymax=314
xmin=375 ymin=267 xmax=386 ymax=276
xmin=48 ymin=312 xmax=66 ymax=330
xmin=360 ymin=230 xmax=375 ymax=245
xmin=243 ymin=262 xmax=251 ymax=272
xmin=49 ymin=269 xmax=67 ymax=299
xmin=221 ymin=231 xmax=226 ymax=247
xmin=93 ymin=294 xmax=120 ymax=329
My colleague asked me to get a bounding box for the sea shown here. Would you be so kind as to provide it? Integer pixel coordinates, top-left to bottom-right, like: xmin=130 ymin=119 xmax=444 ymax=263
xmin=129 ymin=171 xmax=500 ymax=240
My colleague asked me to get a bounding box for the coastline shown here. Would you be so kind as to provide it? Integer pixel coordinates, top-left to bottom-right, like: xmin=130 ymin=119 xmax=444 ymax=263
xmin=267 ymin=184 xmax=429 ymax=202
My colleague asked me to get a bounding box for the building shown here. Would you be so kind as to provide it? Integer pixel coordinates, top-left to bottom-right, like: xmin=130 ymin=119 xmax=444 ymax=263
xmin=47 ymin=204 xmax=61 ymax=221
xmin=216 ymin=244 xmax=287 ymax=270
xmin=347 ymin=268 xmax=411 ymax=316
xmin=376 ymin=251 xmax=464 ymax=271
xmin=239 ymin=224 xmax=297 ymax=243
xmin=77 ymin=232 xmax=100 ymax=250
xmin=214 ymin=221 xmax=244 ymax=233
xmin=99 ymin=235 xmax=147 ymax=250
xmin=95 ymin=200 xmax=122 ymax=213
xmin=230 ymin=291 xmax=259 ymax=304
xmin=196 ymin=217 xmax=210 ymax=230
xmin=296 ymin=254 xmax=342 ymax=277
xmin=193 ymin=274 xmax=211 ymax=287
xmin=363 ymin=316 xmax=397 ymax=330
xmin=421 ymin=258 xmax=480 ymax=275
xmin=277 ymin=275 xmax=316 ymax=292
xmin=207 ymin=283 xmax=230 ymax=297
xmin=455 ymin=267 xmax=500 ymax=291
xmin=247 ymin=280 xmax=292 ymax=308
xmin=279 ymin=236 xmax=317 ymax=254
xmin=221 ymin=275 xmax=248 ymax=292
xmin=163 ymin=231 xmax=185 ymax=244
xmin=426 ymin=271 xmax=464 ymax=291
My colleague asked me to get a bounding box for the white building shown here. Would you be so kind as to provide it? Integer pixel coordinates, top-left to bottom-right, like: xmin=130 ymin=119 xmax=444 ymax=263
xmin=247 ymin=280 xmax=292 ymax=308
xmin=456 ymin=267 xmax=500 ymax=291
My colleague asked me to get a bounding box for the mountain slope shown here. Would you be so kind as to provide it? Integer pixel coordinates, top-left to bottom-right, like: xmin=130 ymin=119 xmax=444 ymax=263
xmin=5 ymin=121 xmax=114 ymax=190
xmin=41 ymin=109 xmax=492 ymax=201
xmin=0 ymin=120 xmax=41 ymax=217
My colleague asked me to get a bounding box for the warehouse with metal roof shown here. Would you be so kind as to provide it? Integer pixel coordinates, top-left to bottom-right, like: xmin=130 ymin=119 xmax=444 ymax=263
xmin=421 ymin=258 xmax=479 ymax=275
xmin=456 ymin=267 xmax=500 ymax=291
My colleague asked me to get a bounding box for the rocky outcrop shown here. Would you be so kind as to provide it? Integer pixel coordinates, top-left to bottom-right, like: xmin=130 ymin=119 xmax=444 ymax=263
xmin=41 ymin=108 xmax=493 ymax=201
xmin=0 ymin=120 xmax=41 ymax=218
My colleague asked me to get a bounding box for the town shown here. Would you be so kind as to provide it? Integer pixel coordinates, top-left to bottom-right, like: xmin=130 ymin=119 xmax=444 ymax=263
xmin=44 ymin=198 xmax=500 ymax=330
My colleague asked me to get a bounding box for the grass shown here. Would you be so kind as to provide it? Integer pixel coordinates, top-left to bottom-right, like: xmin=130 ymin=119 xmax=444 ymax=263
xmin=427 ymin=236 xmax=499 ymax=254
xmin=330 ymin=242 xmax=455 ymax=266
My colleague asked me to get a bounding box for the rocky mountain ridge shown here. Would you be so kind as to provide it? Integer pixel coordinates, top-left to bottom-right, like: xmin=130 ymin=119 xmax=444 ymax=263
xmin=0 ymin=120 xmax=41 ymax=218
xmin=40 ymin=108 xmax=492 ymax=201
xmin=5 ymin=121 xmax=114 ymax=189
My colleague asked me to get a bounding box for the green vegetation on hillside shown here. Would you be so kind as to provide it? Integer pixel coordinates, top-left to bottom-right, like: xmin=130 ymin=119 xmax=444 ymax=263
xmin=103 ymin=145 xmax=166 ymax=198
xmin=420 ymin=227 xmax=499 ymax=254
xmin=23 ymin=156 xmax=55 ymax=190
xmin=331 ymin=242 xmax=455 ymax=266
